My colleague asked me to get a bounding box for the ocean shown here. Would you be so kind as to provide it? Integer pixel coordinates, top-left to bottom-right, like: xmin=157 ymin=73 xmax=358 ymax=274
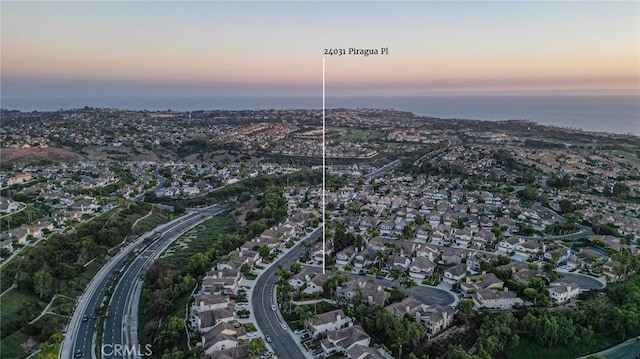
xmin=3 ymin=93 xmax=639 ymax=136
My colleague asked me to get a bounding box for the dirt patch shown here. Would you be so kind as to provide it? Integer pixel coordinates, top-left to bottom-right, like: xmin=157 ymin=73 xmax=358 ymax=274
xmin=1 ymin=147 xmax=85 ymax=166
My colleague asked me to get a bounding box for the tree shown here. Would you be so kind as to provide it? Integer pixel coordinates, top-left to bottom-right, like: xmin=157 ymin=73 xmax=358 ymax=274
xmin=402 ymin=278 xmax=417 ymax=296
xmin=33 ymin=269 xmax=54 ymax=299
xmin=612 ymin=183 xmax=630 ymax=197
xmin=542 ymin=262 xmax=560 ymax=281
xmin=455 ymin=299 xmax=475 ymax=325
xmin=290 ymin=262 xmax=302 ymax=274
xmin=158 ymin=316 xmax=184 ymax=348
xmin=248 ymin=338 xmax=264 ymax=359
xmin=377 ymin=249 xmax=388 ymax=271
xmin=559 ymin=199 xmax=575 ymax=214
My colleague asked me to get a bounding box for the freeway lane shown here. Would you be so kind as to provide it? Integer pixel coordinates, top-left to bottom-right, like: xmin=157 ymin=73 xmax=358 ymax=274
xmin=252 ymin=228 xmax=322 ymax=359
xmin=61 ymin=206 xmax=222 ymax=359
xmin=102 ymin=206 xmax=224 ymax=359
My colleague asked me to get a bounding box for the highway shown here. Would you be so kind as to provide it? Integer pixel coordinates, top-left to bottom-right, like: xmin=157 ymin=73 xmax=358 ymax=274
xmin=365 ymin=159 xmax=402 ymax=178
xmin=61 ymin=205 xmax=223 ymax=359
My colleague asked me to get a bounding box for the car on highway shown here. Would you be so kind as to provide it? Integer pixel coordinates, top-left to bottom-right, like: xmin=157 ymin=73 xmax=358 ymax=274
xmin=281 ymin=323 xmax=288 ymax=331
xmin=75 ymin=350 xmax=83 ymax=357
xmin=271 ymin=304 xmax=277 ymax=311
xmin=82 ymin=315 xmax=88 ymax=322
xmin=265 ymin=335 xmax=272 ymax=343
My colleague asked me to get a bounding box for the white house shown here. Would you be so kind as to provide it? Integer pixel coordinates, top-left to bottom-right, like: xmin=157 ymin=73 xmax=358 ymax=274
xmin=336 ymin=246 xmax=357 ymax=268
xmin=408 ymin=256 xmax=436 ymax=280
xmin=548 ymin=283 xmax=581 ymax=304
xmin=416 ymin=305 xmax=455 ymax=337
xmin=473 ymin=289 xmax=523 ymax=310
xmin=321 ymin=325 xmax=370 ymax=355
xmin=307 ymin=309 xmax=348 ymax=338
xmin=443 ymin=263 xmax=467 ymax=284
xmin=202 ymin=322 xmax=247 ymax=355
xmin=514 ymin=240 xmax=546 ymax=261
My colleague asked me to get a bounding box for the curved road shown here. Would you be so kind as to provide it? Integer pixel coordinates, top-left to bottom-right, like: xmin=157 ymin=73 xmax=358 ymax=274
xmin=252 ymin=227 xmax=455 ymax=359
xmin=556 ymin=271 xmax=606 ymax=290
xmin=62 ymin=206 xmax=222 ymax=359
xmin=252 ymin=228 xmax=322 ymax=359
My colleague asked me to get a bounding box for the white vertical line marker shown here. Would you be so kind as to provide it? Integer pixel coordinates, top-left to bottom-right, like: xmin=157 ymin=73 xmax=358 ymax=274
xmin=322 ymin=56 xmax=326 ymax=275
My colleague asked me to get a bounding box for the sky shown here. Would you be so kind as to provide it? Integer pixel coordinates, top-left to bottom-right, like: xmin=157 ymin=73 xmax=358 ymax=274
xmin=1 ymin=1 xmax=639 ymax=106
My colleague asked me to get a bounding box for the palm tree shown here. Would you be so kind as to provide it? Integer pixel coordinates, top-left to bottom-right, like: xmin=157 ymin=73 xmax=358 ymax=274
xmin=402 ymin=278 xmax=417 ymax=297
xmin=376 ymin=250 xmax=388 ymax=272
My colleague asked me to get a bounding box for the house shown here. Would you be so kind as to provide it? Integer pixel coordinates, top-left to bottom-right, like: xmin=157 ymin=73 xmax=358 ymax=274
xmin=288 ymin=267 xmax=316 ymax=289
xmin=360 ymin=283 xmax=390 ymax=306
xmin=548 ymin=282 xmax=581 ymax=304
xmin=336 ymin=279 xmax=364 ymax=301
xmin=345 ymin=345 xmax=385 ymax=359
xmin=544 ymin=248 xmax=571 ymax=265
xmin=336 ymin=246 xmax=357 ymax=268
xmin=311 ymin=241 xmax=333 ymax=262
xmin=6 ymin=173 xmax=32 ymax=186
xmin=461 ymin=273 xmax=504 ymax=293
xmin=202 ymin=269 xmax=242 ymax=295
xmin=304 ymin=273 xmax=329 ymax=295
xmin=396 ymin=241 xmax=415 ymax=257
xmin=496 ymin=261 xmax=528 ymax=275
xmin=514 ymin=240 xmax=546 ymax=261
xmin=443 ymin=263 xmax=467 ymax=284
xmin=497 ymin=236 xmax=525 ymax=254
xmin=194 ymin=305 xmax=236 ymax=333
xmin=511 ymin=268 xmax=538 ymax=285
xmin=433 ymin=224 xmax=453 ymax=241
xmin=472 ymin=229 xmax=496 ymax=249
xmin=202 ymin=322 xmax=247 ymax=356
xmin=192 ymin=294 xmax=231 ymax=313
xmin=386 ymin=254 xmax=411 ymax=271
xmin=385 ymin=297 xmax=429 ymax=318
xmin=252 ymin=235 xmax=278 ymax=252
xmin=408 ymin=256 xmax=436 ymax=280
xmin=378 ymin=220 xmax=395 ymax=236
xmin=210 ymin=345 xmax=250 ymax=359
xmin=415 ymin=224 xmax=432 ymax=242
xmin=307 ymin=309 xmax=348 ymax=338
xmin=6 ymin=227 xmax=29 ymax=245
xmin=0 ymin=197 xmax=19 ymax=213
xmin=353 ymin=247 xmax=377 ymax=270
xmin=473 ymin=289 xmax=523 ymax=310
xmin=415 ymin=243 xmax=439 ymax=262
xmin=427 ymin=211 xmax=441 ymax=226
xmin=571 ymin=249 xmax=606 ymax=270
xmin=71 ymin=197 xmax=100 ymax=214
xmin=466 ymin=252 xmax=496 ymax=274
xmin=321 ymin=325 xmax=371 ymax=355
xmin=367 ymin=236 xmax=389 ymax=251
xmin=441 ymin=248 xmax=468 ymax=265
xmin=453 ymin=228 xmax=472 ymax=248
xmin=416 ymin=305 xmax=455 ymax=337
xmin=359 ymin=217 xmax=380 ymax=232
